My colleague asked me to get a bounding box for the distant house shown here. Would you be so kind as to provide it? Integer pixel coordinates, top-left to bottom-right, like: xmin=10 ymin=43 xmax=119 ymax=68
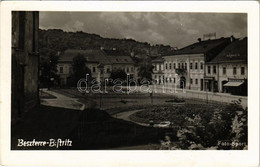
xmin=161 ymin=37 xmax=232 ymax=91
xmin=206 ymin=37 xmax=247 ymax=96
xmin=57 ymin=49 xmax=136 ymax=86
xmin=102 ymin=49 xmax=136 ymax=78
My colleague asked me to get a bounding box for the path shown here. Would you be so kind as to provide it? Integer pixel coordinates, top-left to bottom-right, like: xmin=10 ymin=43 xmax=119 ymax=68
xmin=112 ymin=109 xmax=149 ymax=127
xmin=40 ymin=89 xmax=85 ymax=110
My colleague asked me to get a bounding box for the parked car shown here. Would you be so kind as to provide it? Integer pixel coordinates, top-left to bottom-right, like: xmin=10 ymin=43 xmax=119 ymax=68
xmin=154 ymin=121 xmax=171 ymax=128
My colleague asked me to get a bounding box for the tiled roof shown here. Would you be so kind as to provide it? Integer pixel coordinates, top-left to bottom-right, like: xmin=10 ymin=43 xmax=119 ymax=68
xmin=165 ymin=37 xmax=231 ymax=56
xmin=209 ymin=37 xmax=247 ymax=63
xmin=58 ymin=49 xmax=135 ymax=65
xmin=58 ymin=49 xmax=111 ymax=64
xmin=152 ymin=56 xmax=164 ymax=63
xmin=107 ymin=56 xmax=135 ymax=64
xmin=102 ymin=49 xmax=129 ymax=57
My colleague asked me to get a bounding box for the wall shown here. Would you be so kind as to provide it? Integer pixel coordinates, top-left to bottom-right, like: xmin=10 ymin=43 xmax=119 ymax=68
xmin=162 ymin=54 xmax=205 ymax=91
xmin=206 ymin=62 xmax=247 ymax=93
xmin=11 ymin=11 xmax=39 ymax=123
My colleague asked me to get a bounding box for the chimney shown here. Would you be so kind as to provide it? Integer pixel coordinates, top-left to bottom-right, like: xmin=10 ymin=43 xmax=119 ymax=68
xmin=230 ymin=35 xmax=234 ymax=42
xmin=198 ymin=38 xmax=202 ymax=42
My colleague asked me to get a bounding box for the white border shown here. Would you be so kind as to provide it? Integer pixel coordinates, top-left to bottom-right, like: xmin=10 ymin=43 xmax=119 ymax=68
xmin=0 ymin=1 xmax=259 ymax=167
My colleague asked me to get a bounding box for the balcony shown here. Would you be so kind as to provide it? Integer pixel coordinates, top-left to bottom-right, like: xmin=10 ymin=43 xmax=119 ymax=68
xmin=175 ymin=68 xmax=187 ymax=76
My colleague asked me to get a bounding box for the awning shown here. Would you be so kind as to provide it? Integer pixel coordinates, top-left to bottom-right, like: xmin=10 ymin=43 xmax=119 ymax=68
xmin=224 ymin=81 xmax=244 ymax=87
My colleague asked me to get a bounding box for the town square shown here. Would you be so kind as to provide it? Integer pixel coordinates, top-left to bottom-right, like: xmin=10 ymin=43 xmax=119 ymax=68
xmin=11 ymin=11 xmax=248 ymax=150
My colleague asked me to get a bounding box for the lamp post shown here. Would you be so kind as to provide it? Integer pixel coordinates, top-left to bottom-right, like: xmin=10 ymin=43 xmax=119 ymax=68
xmin=98 ymin=63 xmax=104 ymax=110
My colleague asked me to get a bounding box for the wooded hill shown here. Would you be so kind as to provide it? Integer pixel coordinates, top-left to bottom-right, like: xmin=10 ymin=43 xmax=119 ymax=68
xmin=39 ymin=29 xmax=175 ymax=58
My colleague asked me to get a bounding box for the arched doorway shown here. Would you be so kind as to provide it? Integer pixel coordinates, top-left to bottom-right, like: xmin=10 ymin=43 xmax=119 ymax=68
xmin=180 ymin=76 xmax=186 ymax=89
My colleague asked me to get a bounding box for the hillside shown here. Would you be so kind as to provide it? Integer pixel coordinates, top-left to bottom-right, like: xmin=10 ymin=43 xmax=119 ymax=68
xmin=39 ymin=29 xmax=175 ymax=59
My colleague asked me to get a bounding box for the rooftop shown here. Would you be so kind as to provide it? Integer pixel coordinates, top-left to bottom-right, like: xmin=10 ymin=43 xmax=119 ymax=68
xmin=164 ymin=37 xmax=232 ymax=56
xmin=59 ymin=49 xmax=111 ymax=64
xmin=58 ymin=49 xmax=135 ymax=65
xmin=209 ymin=37 xmax=247 ymax=63
xmin=151 ymin=56 xmax=164 ymax=63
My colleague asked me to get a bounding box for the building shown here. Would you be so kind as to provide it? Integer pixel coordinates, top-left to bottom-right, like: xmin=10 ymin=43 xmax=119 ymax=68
xmin=152 ymin=56 xmax=165 ymax=84
xmin=57 ymin=49 xmax=111 ymax=85
xmin=57 ymin=49 xmax=136 ymax=86
xmin=161 ymin=37 xmax=231 ymax=91
xmin=11 ymin=11 xmax=39 ymax=123
xmin=103 ymin=49 xmax=136 ymax=78
xmin=206 ymin=37 xmax=247 ymax=96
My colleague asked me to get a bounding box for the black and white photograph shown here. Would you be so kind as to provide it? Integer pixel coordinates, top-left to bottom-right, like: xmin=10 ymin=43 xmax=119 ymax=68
xmin=0 ymin=1 xmax=259 ymax=166
xmin=11 ymin=11 xmax=248 ymax=150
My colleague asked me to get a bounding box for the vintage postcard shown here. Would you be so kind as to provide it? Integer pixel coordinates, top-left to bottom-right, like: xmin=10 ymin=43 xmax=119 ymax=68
xmin=0 ymin=1 xmax=259 ymax=167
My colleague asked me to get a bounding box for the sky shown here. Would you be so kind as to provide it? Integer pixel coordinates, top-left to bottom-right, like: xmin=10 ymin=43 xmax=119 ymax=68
xmin=40 ymin=12 xmax=247 ymax=48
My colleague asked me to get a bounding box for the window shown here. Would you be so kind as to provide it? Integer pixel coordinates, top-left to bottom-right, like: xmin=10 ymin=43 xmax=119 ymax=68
xmin=165 ymin=63 xmax=168 ymax=70
xmin=195 ymin=63 xmax=198 ymax=69
xmin=213 ymin=66 xmax=216 ymax=74
xmin=59 ymin=66 xmax=63 ymax=73
xmin=69 ymin=67 xmax=72 ymax=74
xmin=174 ymin=63 xmax=176 ymax=69
xmin=233 ymin=67 xmax=237 ymax=75
xmin=241 ymin=67 xmax=245 ymax=75
xmin=93 ymin=67 xmax=96 ymax=73
xmin=200 ymin=63 xmax=203 ymax=70
xmin=182 ymin=63 xmax=184 ymax=69
xmin=208 ymin=66 xmax=211 ymax=74
xmin=223 ymin=67 xmax=226 ymax=75
xmin=107 ymin=68 xmax=110 ymax=73
xmin=169 ymin=63 xmax=172 ymax=70
xmin=156 ymin=64 xmax=159 ymax=71
xmin=190 ymin=79 xmax=193 ymax=84
xmin=190 ymin=63 xmax=193 ymax=69
xmin=178 ymin=63 xmax=180 ymax=69
xmin=169 ymin=78 xmax=172 ymax=83
xmin=174 ymin=78 xmax=176 ymax=83
xmin=185 ymin=63 xmax=187 ymax=69
xmin=126 ymin=67 xmax=129 ymax=73
xmin=195 ymin=79 xmax=198 ymax=85
xmin=161 ymin=64 xmax=164 ymax=71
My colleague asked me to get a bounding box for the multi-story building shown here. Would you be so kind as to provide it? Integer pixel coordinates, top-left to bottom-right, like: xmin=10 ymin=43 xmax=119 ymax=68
xmin=103 ymin=49 xmax=136 ymax=78
xmin=152 ymin=56 xmax=165 ymax=84
xmin=206 ymin=37 xmax=247 ymax=96
xmin=11 ymin=11 xmax=39 ymax=123
xmin=161 ymin=37 xmax=231 ymax=91
xmin=57 ymin=49 xmax=111 ymax=85
xmin=57 ymin=49 xmax=136 ymax=86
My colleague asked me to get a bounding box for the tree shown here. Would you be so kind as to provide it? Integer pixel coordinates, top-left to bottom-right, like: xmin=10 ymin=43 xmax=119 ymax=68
xmin=138 ymin=58 xmax=154 ymax=81
xmin=71 ymin=54 xmax=91 ymax=86
xmin=39 ymin=50 xmax=59 ymax=89
xmin=110 ymin=69 xmax=127 ymax=81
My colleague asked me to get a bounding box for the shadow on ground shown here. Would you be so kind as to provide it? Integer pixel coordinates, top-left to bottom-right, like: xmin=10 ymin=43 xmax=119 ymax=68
xmin=11 ymin=105 xmax=167 ymax=150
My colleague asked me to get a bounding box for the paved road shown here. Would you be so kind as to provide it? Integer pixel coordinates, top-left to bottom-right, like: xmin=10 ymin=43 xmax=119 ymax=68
xmin=40 ymin=89 xmax=85 ymax=110
xmin=112 ymin=109 xmax=149 ymax=127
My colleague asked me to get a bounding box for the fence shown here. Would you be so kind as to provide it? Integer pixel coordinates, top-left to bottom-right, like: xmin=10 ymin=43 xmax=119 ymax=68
xmin=122 ymin=85 xmax=248 ymax=108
